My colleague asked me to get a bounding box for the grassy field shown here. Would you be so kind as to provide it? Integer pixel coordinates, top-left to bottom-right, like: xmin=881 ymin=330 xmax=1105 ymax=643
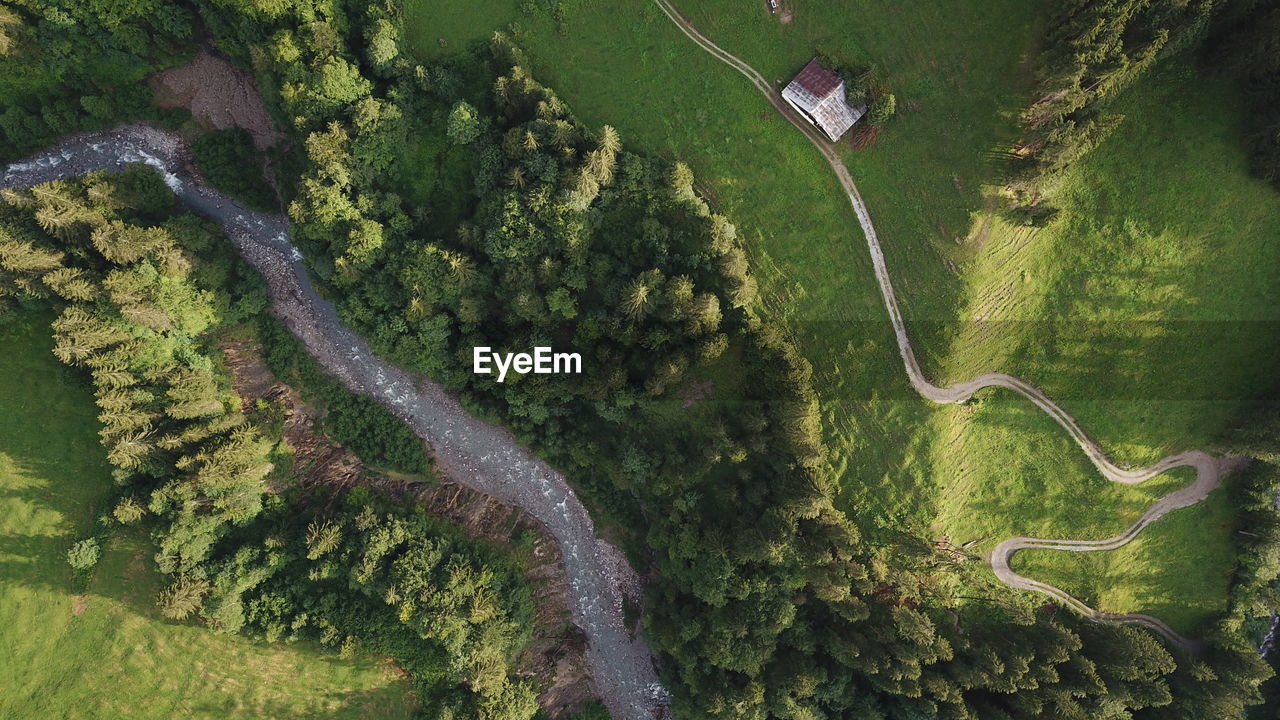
xmin=939 ymin=61 xmax=1280 ymax=465
xmin=402 ymin=0 xmax=1273 ymax=629
xmin=1012 ymin=483 xmax=1238 ymax=633
xmin=0 ymin=312 xmax=416 ymax=720
xmin=932 ymin=62 xmax=1279 ymax=628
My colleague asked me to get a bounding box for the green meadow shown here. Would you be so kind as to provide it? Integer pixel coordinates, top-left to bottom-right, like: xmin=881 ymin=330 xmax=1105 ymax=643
xmin=0 ymin=312 xmax=415 ymax=720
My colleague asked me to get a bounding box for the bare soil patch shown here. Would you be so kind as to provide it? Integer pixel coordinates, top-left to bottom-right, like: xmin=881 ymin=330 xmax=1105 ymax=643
xmin=71 ymin=595 xmax=88 ymax=616
xmin=150 ymin=50 xmax=284 ymax=150
xmin=678 ymin=379 xmax=713 ymax=408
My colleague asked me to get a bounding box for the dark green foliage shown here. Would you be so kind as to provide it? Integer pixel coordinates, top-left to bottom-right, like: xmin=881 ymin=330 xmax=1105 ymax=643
xmin=0 ymin=1 xmax=191 ymax=161
xmin=1206 ymin=1 xmax=1280 ymax=188
xmin=255 ymin=315 xmax=431 ymax=476
xmin=210 ymin=489 xmax=537 ymax=718
xmin=10 ymin=0 xmax=1278 ymax=717
xmin=560 ymin=700 xmax=610 ymax=720
xmin=239 ymin=19 xmax=1273 ymax=717
xmin=191 ymin=129 xmax=276 ymax=210
xmin=0 ymin=167 xmax=534 ymax=719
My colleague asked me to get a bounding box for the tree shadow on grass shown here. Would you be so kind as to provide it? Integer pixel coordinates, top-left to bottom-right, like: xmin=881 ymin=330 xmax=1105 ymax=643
xmin=187 ymin=684 xmax=418 ymax=720
xmin=0 ymin=313 xmax=418 ymax=719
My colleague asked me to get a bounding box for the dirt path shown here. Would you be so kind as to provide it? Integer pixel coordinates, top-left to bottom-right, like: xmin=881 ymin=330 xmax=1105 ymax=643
xmin=0 ymin=126 xmax=669 ymax=720
xmin=654 ymin=0 xmax=1238 ymax=651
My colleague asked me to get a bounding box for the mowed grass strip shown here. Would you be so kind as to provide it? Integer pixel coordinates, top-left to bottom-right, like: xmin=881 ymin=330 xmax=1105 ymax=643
xmin=0 ymin=312 xmax=415 ymax=720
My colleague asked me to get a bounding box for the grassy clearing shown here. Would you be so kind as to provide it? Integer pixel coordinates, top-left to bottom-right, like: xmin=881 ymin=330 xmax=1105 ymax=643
xmin=929 ymin=62 xmax=1280 ymax=627
xmin=931 ymin=392 xmax=1190 ymax=547
xmin=940 ymin=60 xmax=1280 ymax=466
xmin=1011 ymin=484 xmax=1238 ymax=634
xmin=0 ymin=311 xmax=415 ymax=720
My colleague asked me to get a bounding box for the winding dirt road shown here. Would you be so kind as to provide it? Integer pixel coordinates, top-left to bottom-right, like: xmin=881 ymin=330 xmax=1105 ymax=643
xmin=654 ymin=0 xmax=1238 ymax=651
xmin=0 ymin=126 xmax=670 ymax=720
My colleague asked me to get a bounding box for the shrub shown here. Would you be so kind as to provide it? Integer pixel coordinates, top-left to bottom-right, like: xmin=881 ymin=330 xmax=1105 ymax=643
xmin=113 ymin=497 xmax=146 ymax=524
xmin=191 ymin=128 xmax=276 ymax=210
xmin=66 ymin=538 xmax=101 ymax=571
xmin=867 ymin=93 xmax=897 ymax=126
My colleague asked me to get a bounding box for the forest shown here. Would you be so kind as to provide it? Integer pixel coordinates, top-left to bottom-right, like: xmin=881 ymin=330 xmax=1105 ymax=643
xmin=1206 ymin=0 xmax=1280 ymax=188
xmin=2 ymin=0 xmax=1280 ymax=718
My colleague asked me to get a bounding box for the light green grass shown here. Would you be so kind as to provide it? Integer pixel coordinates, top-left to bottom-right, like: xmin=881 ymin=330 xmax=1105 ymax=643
xmin=0 ymin=311 xmax=415 ymax=720
xmin=1011 ymin=484 xmax=1238 ymax=633
xmin=931 ymin=393 xmax=1190 ymax=546
xmin=940 ymin=62 xmax=1280 ymax=466
xmin=927 ymin=62 xmax=1278 ymax=629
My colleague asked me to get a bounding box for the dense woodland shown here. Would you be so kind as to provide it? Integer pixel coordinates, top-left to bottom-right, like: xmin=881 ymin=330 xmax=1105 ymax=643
xmin=3 ymin=0 xmax=1280 ymax=718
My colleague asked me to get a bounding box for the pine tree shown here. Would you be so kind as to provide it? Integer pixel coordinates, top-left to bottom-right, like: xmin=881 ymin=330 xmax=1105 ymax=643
xmin=550 ymin=120 xmax=576 ymax=149
xmin=622 ymin=270 xmax=662 ymax=321
xmin=121 ymin=302 xmax=174 ymax=332
xmin=52 ymin=307 xmax=128 ymax=364
xmin=158 ymin=575 xmax=211 ymax=620
xmin=103 ymin=267 xmax=149 ymax=307
xmin=107 ymin=429 xmax=154 ymax=469
xmin=113 ymin=496 xmax=146 ymax=524
xmin=34 ymin=204 xmax=95 ymax=240
xmin=99 ymin=407 xmax=158 ymax=440
xmin=157 ymin=413 xmax=246 ymax=451
xmin=86 ymin=180 xmax=124 ymax=210
xmin=306 ymin=519 xmax=344 ymax=560
xmin=0 ymin=187 xmax=36 ymax=209
xmin=92 ymin=222 xmax=171 ymax=265
xmin=42 ymin=267 xmax=97 ymax=301
xmin=0 ymin=237 xmax=64 ymax=275
xmin=586 ymin=126 xmax=621 ymax=186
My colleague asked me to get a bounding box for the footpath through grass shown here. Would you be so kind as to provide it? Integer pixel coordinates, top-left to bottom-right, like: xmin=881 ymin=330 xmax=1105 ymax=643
xmin=1011 ymin=483 xmax=1238 ymax=634
xmin=0 ymin=312 xmax=415 ymax=720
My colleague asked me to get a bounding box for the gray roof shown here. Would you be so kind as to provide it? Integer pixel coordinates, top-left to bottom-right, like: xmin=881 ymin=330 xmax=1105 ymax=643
xmin=782 ymin=59 xmax=866 ymax=141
